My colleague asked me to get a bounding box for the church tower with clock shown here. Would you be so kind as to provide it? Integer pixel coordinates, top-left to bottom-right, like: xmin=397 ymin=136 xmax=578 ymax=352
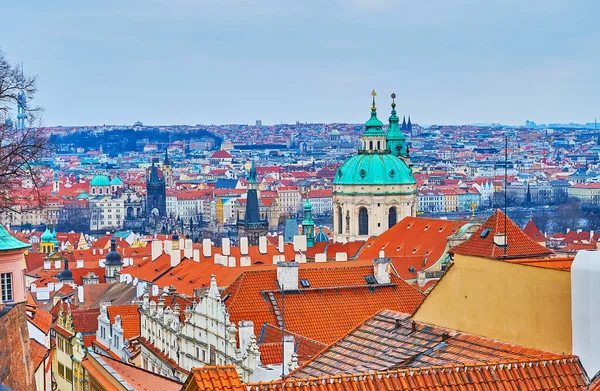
xmin=332 ymin=91 xmax=417 ymax=243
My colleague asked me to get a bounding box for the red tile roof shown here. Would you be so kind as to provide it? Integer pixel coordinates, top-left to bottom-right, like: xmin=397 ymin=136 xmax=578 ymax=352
xmin=451 ymin=209 xmax=554 ymax=259
xmin=223 ymin=266 xmax=425 ymax=345
xmin=72 ymin=308 xmax=101 ymax=333
xmin=184 ymin=366 xmax=242 ymax=391
xmin=258 ymin=324 xmax=326 ymax=365
xmin=29 ymin=339 xmax=49 ymax=370
xmin=27 ymin=308 xmax=53 ymax=334
xmin=524 ymin=219 xmax=545 ymax=242
xmin=290 ymin=309 xmax=569 ymax=378
xmin=246 ymin=357 xmax=588 ymax=391
xmin=106 ymin=305 xmax=140 ymax=340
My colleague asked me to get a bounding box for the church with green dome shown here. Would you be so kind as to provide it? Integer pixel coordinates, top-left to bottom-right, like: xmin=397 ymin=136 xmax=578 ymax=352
xmin=332 ymin=91 xmax=416 ymax=242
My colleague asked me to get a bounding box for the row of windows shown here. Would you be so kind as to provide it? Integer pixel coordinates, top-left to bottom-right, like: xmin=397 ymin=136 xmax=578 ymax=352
xmin=57 ymin=362 xmax=73 ymax=383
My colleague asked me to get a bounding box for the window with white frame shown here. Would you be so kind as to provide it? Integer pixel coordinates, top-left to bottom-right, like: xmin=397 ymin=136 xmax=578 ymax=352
xmin=1 ymin=273 xmax=13 ymax=302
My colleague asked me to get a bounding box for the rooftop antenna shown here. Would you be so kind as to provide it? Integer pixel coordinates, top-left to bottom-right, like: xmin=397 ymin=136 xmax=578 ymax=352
xmin=504 ymin=134 xmax=508 ymax=258
xmin=281 ymin=283 xmax=286 ymax=390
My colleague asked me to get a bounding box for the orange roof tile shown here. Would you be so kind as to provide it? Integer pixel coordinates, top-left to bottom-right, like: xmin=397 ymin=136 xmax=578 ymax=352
xmin=506 ymin=256 xmax=574 ymax=271
xmin=223 ymin=266 xmax=425 ymax=344
xmin=524 ymin=219 xmax=545 ymax=242
xmin=245 ymin=357 xmax=588 ymax=391
xmin=291 ymin=309 xmax=569 ymax=378
xmin=27 ymin=308 xmax=52 ymax=334
xmin=106 ymin=305 xmax=140 ymax=340
xmin=451 ymin=209 xmax=554 ymax=260
xmin=184 ymin=366 xmax=243 ymax=391
xmin=29 ymin=339 xmax=49 ymax=370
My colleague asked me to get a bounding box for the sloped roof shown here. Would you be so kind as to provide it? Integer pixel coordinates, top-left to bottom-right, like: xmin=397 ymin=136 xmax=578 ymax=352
xmin=524 ymin=219 xmax=545 ymax=242
xmin=451 ymin=209 xmax=553 ymax=260
xmin=29 ymin=339 xmax=49 ymax=370
xmin=0 ymin=224 xmax=30 ymax=251
xmin=258 ymin=324 xmax=326 ymax=365
xmin=106 ymin=305 xmax=140 ymax=340
xmin=290 ymin=309 xmax=568 ymax=378
xmin=223 ymin=266 xmax=425 ymax=345
xmin=183 ymin=366 xmax=241 ymax=391
xmin=246 ymin=357 xmax=588 ymax=391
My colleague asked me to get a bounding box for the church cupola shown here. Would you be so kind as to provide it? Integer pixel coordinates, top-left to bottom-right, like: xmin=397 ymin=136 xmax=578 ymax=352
xmin=386 ymin=92 xmax=408 ymax=158
xmin=360 ymin=90 xmax=388 ymax=153
xmin=57 ymin=253 xmax=74 ymax=286
xmin=104 ymin=237 xmax=123 ymax=283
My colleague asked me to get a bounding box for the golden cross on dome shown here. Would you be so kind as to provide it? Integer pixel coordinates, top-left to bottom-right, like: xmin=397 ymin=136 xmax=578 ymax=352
xmin=371 ymin=89 xmax=377 ymax=110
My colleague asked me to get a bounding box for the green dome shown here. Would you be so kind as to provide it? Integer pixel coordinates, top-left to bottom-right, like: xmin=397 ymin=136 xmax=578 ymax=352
xmin=333 ymin=153 xmax=415 ymax=186
xmin=41 ymin=228 xmax=53 ymax=242
xmin=90 ymin=174 xmax=110 ymax=187
xmin=330 ymin=129 xmax=339 ymax=136
xmin=110 ymin=175 xmax=123 ymax=186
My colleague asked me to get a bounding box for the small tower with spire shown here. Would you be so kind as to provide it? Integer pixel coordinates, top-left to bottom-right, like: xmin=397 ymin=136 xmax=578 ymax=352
xmin=162 ymin=148 xmax=173 ymax=188
xmin=386 ymin=92 xmax=408 ymax=163
xmin=359 ymin=90 xmax=388 ymax=153
xmin=302 ymin=199 xmax=315 ymax=248
xmin=104 ymin=237 xmax=123 ymax=283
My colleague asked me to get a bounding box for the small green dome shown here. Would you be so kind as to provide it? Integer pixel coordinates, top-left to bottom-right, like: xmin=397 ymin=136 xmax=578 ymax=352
xmin=41 ymin=228 xmax=53 ymax=242
xmin=333 ymin=153 xmax=415 ymax=186
xmin=110 ymin=175 xmax=123 ymax=186
xmin=76 ymin=191 xmax=89 ymax=200
xmin=90 ymin=174 xmax=110 ymax=187
xmin=330 ymin=129 xmax=340 ymax=136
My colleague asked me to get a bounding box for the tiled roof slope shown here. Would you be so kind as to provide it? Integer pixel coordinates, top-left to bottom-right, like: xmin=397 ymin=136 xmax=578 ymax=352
xmin=290 ymin=309 xmax=568 ymax=378
xmin=106 ymin=305 xmax=140 ymax=339
xmin=72 ymin=308 xmax=101 ymax=333
xmin=29 ymin=339 xmax=49 ymax=370
xmin=223 ymin=266 xmax=425 ymax=344
xmin=258 ymin=324 xmax=327 ymax=365
xmin=524 ymin=219 xmax=545 ymax=242
xmin=451 ymin=209 xmax=553 ymax=259
xmin=247 ymin=357 xmax=587 ymax=391
xmin=183 ymin=366 xmax=242 ymax=391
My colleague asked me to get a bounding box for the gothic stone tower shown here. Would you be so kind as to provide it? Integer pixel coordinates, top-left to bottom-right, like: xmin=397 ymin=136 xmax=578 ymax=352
xmin=146 ymin=158 xmax=167 ymax=219
xmin=237 ymin=161 xmax=268 ymax=245
xmin=332 ymin=91 xmax=417 ymax=243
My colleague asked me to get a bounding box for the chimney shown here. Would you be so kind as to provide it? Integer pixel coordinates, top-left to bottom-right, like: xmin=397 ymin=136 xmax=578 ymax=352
xmin=277 ymin=261 xmax=299 ymax=291
xmin=335 ymin=252 xmax=347 ymax=262
xmin=78 ymin=285 xmax=84 ymax=304
xmin=170 ymin=249 xmax=181 ymax=268
xmin=76 ymin=259 xmax=84 ymax=268
xmin=228 ymin=256 xmax=236 ymax=267
xmin=202 ymin=238 xmax=212 ymax=258
xmin=92 ymin=248 xmax=96 ymax=255
xmin=222 ymin=238 xmax=231 ymax=256
xmin=374 ymin=257 xmax=391 ymax=284
xmin=591 ymin=230 xmax=595 ymax=241
xmin=47 ymin=282 xmax=55 ymax=292
xmin=259 ymin=236 xmax=267 ymax=254
xmin=184 ymin=239 xmax=193 ymax=259
xmin=54 ymin=260 xmax=61 ymax=270
xmin=99 ymin=248 xmax=104 ymax=255
xmin=293 ymin=235 xmax=307 ymax=252
xmin=164 ymin=239 xmax=173 ymax=255
xmin=240 ymin=237 xmax=249 ymax=255
xmin=151 ymin=240 xmax=163 ymax=261
xmin=44 ymin=260 xmax=51 ymax=270
xmin=238 ymin=320 xmax=255 ymax=352
xmin=283 ymin=335 xmax=295 ymax=375
xmin=395 ymin=319 xmax=402 ymax=329
xmin=240 ymin=256 xmax=251 ymax=267
xmin=193 ymin=249 xmax=200 ymax=262
xmin=572 ymin=250 xmax=600 ymax=376
xmin=278 ymin=235 xmax=285 ymax=253
xmin=493 ymin=233 xmax=507 ymax=247
xmin=315 ymin=253 xmax=326 ymax=262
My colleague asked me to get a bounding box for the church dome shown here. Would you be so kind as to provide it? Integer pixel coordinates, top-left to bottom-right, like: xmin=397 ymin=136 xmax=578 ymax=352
xmin=57 ymin=267 xmax=73 ymax=281
xmin=90 ymin=174 xmax=110 ymax=187
xmin=41 ymin=227 xmax=53 ymax=242
xmin=110 ymin=175 xmax=123 ymax=186
xmin=105 ymin=238 xmax=122 ymax=266
xmin=330 ymin=129 xmax=340 ymax=136
xmin=333 ymin=153 xmax=415 ymax=186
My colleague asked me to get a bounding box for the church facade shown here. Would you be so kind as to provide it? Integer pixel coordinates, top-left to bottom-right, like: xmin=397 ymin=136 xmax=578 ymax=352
xmin=333 ymin=92 xmax=417 ymax=243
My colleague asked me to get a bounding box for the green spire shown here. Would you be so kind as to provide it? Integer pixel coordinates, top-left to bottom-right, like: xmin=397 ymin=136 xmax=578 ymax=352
xmin=386 ymin=92 xmax=407 ymax=157
xmin=363 ymin=89 xmax=385 ymax=136
xmin=248 ymin=161 xmax=258 ymax=184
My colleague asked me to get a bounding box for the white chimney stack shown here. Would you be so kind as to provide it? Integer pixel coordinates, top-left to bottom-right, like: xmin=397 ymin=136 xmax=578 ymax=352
xmin=293 ymin=235 xmax=307 ymax=252
xmin=572 ymin=250 xmax=600 ymax=376
xmin=222 ymin=238 xmax=231 ymax=256
xmin=240 ymin=256 xmax=251 ymax=267
xmin=278 ymin=235 xmax=285 ymax=253
xmin=228 ymin=256 xmax=236 ymax=267
xmin=44 ymin=260 xmax=51 ymax=270
xmin=240 ymin=237 xmax=249 ymax=256
xmin=259 ymin=236 xmax=267 ymax=254
xmin=78 ymin=285 xmax=84 ymax=304
xmin=184 ymin=239 xmax=193 ymax=259
xmin=315 ymin=253 xmax=326 ymax=262
xmin=164 ymin=239 xmax=172 ymax=255
xmin=283 ymin=335 xmax=295 ymax=375
xmin=193 ymin=249 xmax=200 ymax=262
xmin=374 ymin=257 xmax=391 ymax=284
xmin=170 ymin=249 xmax=181 ymax=268
xmin=238 ymin=320 xmax=255 ymax=353
xmin=151 ymin=240 xmax=163 ymax=261
xmin=202 ymin=238 xmax=212 ymax=258
xmin=277 ymin=261 xmax=299 ymax=291
xmin=54 ymin=260 xmax=61 ymax=270
xmin=335 ymin=252 xmax=348 ymax=262
xmin=76 ymin=259 xmax=84 ymax=268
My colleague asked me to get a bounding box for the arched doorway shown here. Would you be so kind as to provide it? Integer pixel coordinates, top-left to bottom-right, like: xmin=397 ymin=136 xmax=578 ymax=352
xmin=358 ymin=207 xmax=368 ymax=236
xmin=388 ymin=207 xmax=397 ymax=229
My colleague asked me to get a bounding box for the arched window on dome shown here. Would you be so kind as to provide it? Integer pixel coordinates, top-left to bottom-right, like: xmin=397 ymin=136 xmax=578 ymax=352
xmin=369 ymin=141 xmax=373 ymax=150
xmin=377 ymin=141 xmax=381 ymax=150
xmin=337 ymin=206 xmax=342 ymax=234
xmin=359 ymin=207 xmax=368 ymax=236
xmin=388 ymin=207 xmax=397 ymax=229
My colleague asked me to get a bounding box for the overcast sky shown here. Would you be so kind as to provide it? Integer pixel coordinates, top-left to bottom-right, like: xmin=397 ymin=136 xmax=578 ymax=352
xmin=1 ymin=0 xmax=598 ymax=126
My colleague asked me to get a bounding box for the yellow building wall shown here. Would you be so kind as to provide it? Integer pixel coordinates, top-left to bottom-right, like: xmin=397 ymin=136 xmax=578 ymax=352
xmin=413 ymin=254 xmax=572 ymax=354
